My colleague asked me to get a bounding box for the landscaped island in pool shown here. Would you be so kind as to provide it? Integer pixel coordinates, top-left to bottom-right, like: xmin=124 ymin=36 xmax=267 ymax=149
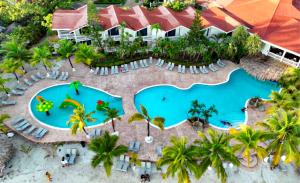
xmin=134 ymin=69 xmax=280 ymax=129
xmin=30 ymin=84 xmax=124 ymax=129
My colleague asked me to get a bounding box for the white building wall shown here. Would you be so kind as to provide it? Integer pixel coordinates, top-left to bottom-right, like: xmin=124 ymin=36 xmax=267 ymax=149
xmin=205 ymin=26 xmax=225 ymax=37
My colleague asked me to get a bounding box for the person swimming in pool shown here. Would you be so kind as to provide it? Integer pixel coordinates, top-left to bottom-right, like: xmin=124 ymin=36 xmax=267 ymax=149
xmin=162 ymin=97 xmax=166 ymax=101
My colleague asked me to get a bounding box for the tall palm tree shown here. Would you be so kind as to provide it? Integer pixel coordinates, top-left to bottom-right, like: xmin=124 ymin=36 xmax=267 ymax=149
xmin=0 ymin=76 xmax=11 ymax=95
xmin=0 ymin=58 xmax=23 ymax=81
xmin=67 ymin=105 xmax=96 ymax=135
xmin=194 ymin=129 xmax=240 ymax=183
xmin=151 ymin=23 xmax=161 ymax=40
xmin=31 ymin=44 xmax=52 ymax=71
xmin=188 ymin=100 xmax=205 ymax=124
xmin=56 ymin=39 xmax=76 ymax=70
xmin=229 ymin=125 xmax=267 ymax=167
xmin=157 ymin=136 xmax=200 ymax=183
xmin=267 ymin=89 xmax=298 ymax=113
xmin=0 ymin=114 xmax=10 ymax=134
xmin=74 ymin=43 xmax=104 ymax=71
xmin=200 ymin=104 xmax=218 ymax=128
xmin=89 ymin=131 xmax=128 ymax=177
xmin=103 ymin=107 xmax=121 ymax=133
xmin=256 ymin=109 xmax=300 ymax=168
xmin=128 ymin=104 xmax=165 ymax=143
xmin=0 ymin=40 xmax=31 ymax=73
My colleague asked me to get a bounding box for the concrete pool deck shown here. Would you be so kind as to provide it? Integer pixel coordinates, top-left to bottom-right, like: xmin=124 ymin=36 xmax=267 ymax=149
xmin=2 ymin=59 xmax=268 ymax=161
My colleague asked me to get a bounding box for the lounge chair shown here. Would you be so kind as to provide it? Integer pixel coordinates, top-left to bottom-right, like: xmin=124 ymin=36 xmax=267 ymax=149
xmin=121 ymin=156 xmax=130 ymax=172
xmin=156 ymin=145 xmax=163 ymax=157
xmin=115 ymin=66 xmax=119 ymax=74
xmin=105 ymin=67 xmax=109 ymax=75
xmin=128 ymin=141 xmax=135 ymax=151
xmin=134 ymin=61 xmax=139 ymax=69
xmin=36 ymin=128 xmax=48 ymax=139
xmin=30 ymin=75 xmax=40 ymax=82
xmin=140 ymin=60 xmax=145 ymax=68
xmin=68 ymin=149 xmax=77 ymax=165
xmin=13 ymin=120 xmax=27 ymax=128
xmin=95 ymin=129 xmax=102 ymax=137
xmin=23 ymin=78 xmax=33 ymax=86
xmin=145 ymin=162 xmax=152 ymax=175
xmin=143 ymin=59 xmax=149 ymax=67
xmin=181 ymin=65 xmax=185 ymax=73
xmin=89 ymin=129 xmax=96 ymax=138
xmin=217 ymin=59 xmax=226 ymax=67
xmin=32 ymin=128 xmax=43 ymax=137
xmin=23 ymin=125 xmax=36 ymax=135
xmin=11 ymin=89 xmax=24 ymax=96
xmin=209 ymin=64 xmax=216 ymax=72
xmin=94 ymin=67 xmax=99 ymax=75
xmin=130 ymin=62 xmax=135 ymax=70
xmin=1 ymin=100 xmax=16 ymax=106
xmin=16 ymin=84 xmax=27 ymax=91
xmin=177 ymin=65 xmax=182 ymax=73
xmin=16 ymin=122 xmax=30 ymax=131
xmin=193 ymin=66 xmax=199 ymax=74
xmin=58 ymin=72 xmax=65 ymax=80
xmin=212 ymin=63 xmax=218 ymax=71
xmin=36 ymin=72 xmax=45 ymax=79
xmin=133 ymin=141 xmax=140 ymax=153
xmin=140 ymin=162 xmax=146 ymax=175
xmin=99 ymin=67 xmax=104 ymax=76
xmin=190 ymin=66 xmax=194 ymax=74
xmin=156 ymin=58 xmax=161 ymax=66
xmin=169 ymin=63 xmax=175 ymax=71
xmin=110 ymin=66 xmax=114 ymax=74
xmin=165 ymin=62 xmax=171 ymax=70
xmin=124 ymin=64 xmax=129 ymax=72
xmin=10 ymin=116 xmax=25 ymax=126
xmin=159 ymin=60 xmax=164 ymax=67
xmin=62 ymin=72 xmax=69 ymax=80
xmin=116 ymin=155 xmax=125 ymax=171
xmin=149 ymin=57 xmax=153 ymax=64
xmin=203 ymin=66 xmax=209 ymax=73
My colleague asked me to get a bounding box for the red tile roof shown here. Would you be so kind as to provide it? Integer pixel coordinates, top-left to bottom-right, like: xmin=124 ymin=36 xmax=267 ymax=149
xmin=52 ymin=5 xmax=87 ymax=31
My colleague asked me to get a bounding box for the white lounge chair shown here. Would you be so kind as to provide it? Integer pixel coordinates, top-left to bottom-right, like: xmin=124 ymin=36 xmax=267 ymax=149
xmin=169 ymin=63 xmax=175 ymax=71
xmin=100 ymin=67 xmax=104 ymax=76
xmin=121 ymin=156 xmax=130 ymax=172
xmin=16 ymin=84 xmax=27 ymax=91
xmin=193 ymin=66 xmax=199 ymax=74
xmin=143 ymin=59 xmax=149 ymax=67
xmin=115 ymin=66 xmax=119 ymax=74
xmin=134 ymin=61 xmax=139 ymax=69
xmin=36 ymin=72 xmax=45 ymax=79
xmin=13 ymin=120 xmax=27 ymax=128
xmin=159 ymin=60 xmax=165 ymax=67
xmin=94 ymin=67 xmax=99 ymax=75
xmin=30 ymin=75 xmax=40 ymax=82
xmin=130 ymin=62 xmax=135 ymax=70
xmin=133 ymin=141 xmax=140 ymax=153
xmin=16 ymin=122 xmax=30 ymax=131
xmin=140 ymin=60 xmax=145 ymax=68
xmin=23 ymin=78 xmax=33 ymax=86
xmin=69 ymin=149 xmax=77 ymax=165
xmin=190 ymin=66 xmax=194 ymax=74
xmin=23 ymin=125 xmax=36 ymax=135
xmin=128 ymin=141 xmax=135 ymax=151
xmin=209 ymin=64 xmax=216 ymax=72
xmin=58 ymin=72 xmax=65 ymax=80
xmin=165 ymin=62 xmax=171 ymax=70
xmin=35 ymin=128 xmax=48 ymax=139
xmin=10 ymin=117 xmax=25 ymax=126
xmin=124 ymin=64 xmax=129 ymax=72
xmin=156 ymin=58 xmax=161 ymax=66
xmin=11 ymin=89 xmax=24 ymax=96
xmin=105 ymin=67 xmax=109 ymax=75
xmin=149 ymin=57 xmax=153 ymax=64
xmin=203 ymin=66 xmax=209 ymax=73
xmin=177 ymin=65 xmax=182 ymax=73
xmin=62 ymin=72 xmax=69 ymax=80
xmin=181 ymin=65 xmax=185 ymax=73
xmin=212 ymin=63 xmax=218 ymax=71
xmin=217 ymin=59 xmax=226 ymax=67
xmin=1 ymin=100 xmax=16 ymax=106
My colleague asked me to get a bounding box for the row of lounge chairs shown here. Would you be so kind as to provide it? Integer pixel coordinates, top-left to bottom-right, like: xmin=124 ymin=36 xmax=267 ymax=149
xmin=177 ymin=65 xmax=186 ymax=73
xmin=208 ymin=63 xmax=219 ymax=72
xmin=11 ymin=117 xmax=48 ymax=139
xmin=128 ymin=140 xmax=141 ymax=153
xmin=138 ymin=162 xmax=153 ymax=176
xmin=88 ymin=128 xmax=102 ymax=138
xmin=116 ymin=155 xmax=130 ymax=172
xmin=65 ymin=148 xmax=77 ymax=165
xmin=48 ymin=70 xmax=69 ymax=81
xmin=189 ymin=65 xmax=209 ymax=74
xmin=165 ymin=62 xmax=175 ymax=71
xmin=155 ymin=59 xmax=165 ymax=67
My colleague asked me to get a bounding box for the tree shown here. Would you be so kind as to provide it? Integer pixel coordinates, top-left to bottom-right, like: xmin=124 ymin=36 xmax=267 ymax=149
xmin=0 ymin=40 xmax=31 ymax=73
xmin=200 ymin=104 xmax=218 ymax=128
xmin=89 ymin=131 xmax=128 ymax=177
xmin=0 ymin=76 xmax=11 ymax=95
xmin=41 ymin=13 xmax=53 ymax=30
xmin=245 ymin=34 xmax=262 ymax=56
xmin=229 ymin=125 xmax=267 ymax=167
xmin=69 ymin=81 xmax=82 ymax=95
xmin=256 ymin=109 xmax=300 ymax=168
xmin=74 ymin=43 xmax=104 ymax=71
xmin=194 ymin=129 xmax=240 ymax=183
xmin=56 ymin=39 xmax=76 ymax=70
xmin=150 ymin=23 xmax=161 ymax=40
xmin=36 ymin=98 xmax=54 ymax=116
xmin=0 ymin=58 xmax=23 ymax=81
xmin=231 ymin=26 xmax=250 ymax=61
xmin=279 ymin=67 xmax=300 ymax=91
xmin=102 ymin=107 xmax=121 ymax=133
xmin=187 ymin=10 xmax=206 ymax=45
xmin=267 ymin=89 xmax=299 ymax=114
xmin=128 ymin=105 xmax=165 ymax=143
xmin=188 ymin=100 xmax=205 ymax=125
xmin=157 ymin=136 xmax=200 ymax=183
xmin=67 ymin=106 xmax=96 ymax=135
xmin=0 ymin=114 xmax=10 ymax=134
xmin=31 ymin=44 xmax=52 ymax=71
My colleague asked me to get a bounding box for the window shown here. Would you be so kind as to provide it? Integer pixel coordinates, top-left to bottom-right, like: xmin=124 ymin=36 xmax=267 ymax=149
xmin=108 ymin=27 xmax=119 ymax=36
xmin=137 ymin=28 xmax=147 ymax=37
xmin=165 ymin=29 xmax=176 ymax=37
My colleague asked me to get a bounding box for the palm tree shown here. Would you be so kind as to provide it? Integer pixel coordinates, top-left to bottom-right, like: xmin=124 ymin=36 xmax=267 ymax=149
xmin=31 ymin=44 xmax=52 ymax=72
xmin=229 ymin=125 xmax=267 ymax=167
xmin=56 ymin=39 xmax=76 ymax=71
xmin=128 ymin=104 xmax=165 ymax=143
xmin=0 ymin=58 xmax=23 ymax=81
xmin=69 ymin=80 xmax=82 ymax=95
xmin=200 ymin=104 xmax=218 ymax=128
xmin=256 ymin=109 xmax=300 ymax=168
xmin=157 ymin=136 xmax=200 ymax=183
xmin=0 ymin=76 xmax=11 ymax=95
xmin=188 ymin=100 xmax=205 ymax=124
xmin=103 ymin=107 xmax=121 ymax=133
xmin=67 ymin=105 xmax=96 ymax=135
xmin=74 ymin=43 xmax=104 ymax=71
xmin=0 ymin=40 xmax=31 ymax=73
xmin=245 ymin=34 xmax=262 ymax=56
xmin=0 ymin=114 xmax=10 ymax=134
xmin=194 ymin=129 xmax=240 ymax=183
xmin=151 ymin=23 xmax=161 ymax=40
xmin=279 ymin=67 xmax=300 ymax=91
xmin=267 ymin=90 xmax=298 ymax=113
xmin=89 ymin=131 xmax=128 ymax=177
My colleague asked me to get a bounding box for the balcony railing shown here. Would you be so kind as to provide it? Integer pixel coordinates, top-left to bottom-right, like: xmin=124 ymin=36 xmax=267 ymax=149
xmin=59 ymin=34 xmax=75 ymax=40
xmin=268 ymin=52 xmax=299 ymax=67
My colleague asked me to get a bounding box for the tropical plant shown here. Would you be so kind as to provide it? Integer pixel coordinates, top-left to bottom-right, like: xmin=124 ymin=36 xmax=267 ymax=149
xmin=229 ymin=125 xmax=267 ymax=167
xmin=36 ymin=97 xmax=54 ymax=116
xmin=0 ymin=114 xmax=10 ymax=134
xmin=150 ymin=23 xmax=161 ymax=39
xmin=267 ymin=89 xmax=299 ymax=113
xmin=245 ymin=34 xmax=262 ymax=56
xmin=0 ymin=76 xmax=11 ymax=95
xmin=31 ymin=44 xmax=52 ymax=71
xmin=89 ymin=131 xmax=128 ymax=176
xmin=67 ymin=105 xmax=96 ymax=135
xmin=0 ymin=59 xmax=24 ymax=81
xmin=199 ymin=104 xmax=218 ymax=128
xmin=69 ymin=80 xmax=82 ymax=95
xmin=256 ymin=109 xmax=300 ymax=168
xmin=56 ymin=39 xmax=76 ymax=70
xmin=0 ymin=40 xmax=31 ymax=73
xmin=74 ymin=43 xmax=104 ymax=70
xmin=102 ymin=107 xmax=121 ymax=133
xmin=188 ymin=100 xmax=205 ymax=124
xmin=129 ymin=152 xmax=141 ymax=167
xmin=157 ymin=136 xmax=200 ymax=183
xmin=128 ymin=105 xmax=165 ymax=142
xmin=187 ymin=10 xmax=206 ymax=45
xmin=279 ymin=67 xmax=300 ymax=91
xmin=194 ymin=129 xmax=240 ymax=183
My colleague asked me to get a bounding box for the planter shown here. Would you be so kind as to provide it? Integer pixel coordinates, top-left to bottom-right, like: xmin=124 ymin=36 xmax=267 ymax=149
xmin=145 ymin=136 xmax=153 ymax=143
xmin=111 ymin=131 xmax=119 ymax=136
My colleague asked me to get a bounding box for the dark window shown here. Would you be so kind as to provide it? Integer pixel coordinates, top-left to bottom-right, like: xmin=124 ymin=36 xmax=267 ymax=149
xmin=108 ymin=27 xmax=119 ymax=36
xmin=165 ymin=29 xmax=176 ymax=37
xmin=226 ymin=32 xmax=232 ymax=36
xmin=284 ymin=52 xmax=300 ymax=62
xmin=137 ymin=28 xmax=147 ymax=37
xmin=270 ymin=46 xmax=284 ymax=56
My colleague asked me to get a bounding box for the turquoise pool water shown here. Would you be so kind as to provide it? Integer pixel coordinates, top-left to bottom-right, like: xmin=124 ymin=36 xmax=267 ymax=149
xmin=30 ymin=84 xmax=124 ymax=128
xmin=134 ymin=69 xmax=280 ymax=129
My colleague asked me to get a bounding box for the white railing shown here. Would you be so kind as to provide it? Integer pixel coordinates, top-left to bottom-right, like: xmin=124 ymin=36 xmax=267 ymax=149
xmin=59 ymin=34 xmax=75 ymax=40
xmin=268 ymin=52 xmax=282 ymax=60
xmin=282 ymin=58 xmax=298 ymax=67
xmin=75 ymin=35 xmax=90 ymax=42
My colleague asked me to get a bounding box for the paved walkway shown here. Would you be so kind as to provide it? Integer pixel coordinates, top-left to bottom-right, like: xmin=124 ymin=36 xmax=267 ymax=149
xmin=1 ymin=59 xmax=267 ymax=161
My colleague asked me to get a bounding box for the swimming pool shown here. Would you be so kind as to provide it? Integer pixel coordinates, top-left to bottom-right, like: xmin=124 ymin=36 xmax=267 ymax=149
xmin=134 ymin=69 xmax=280 ymax=129
xmin=29 ymin=84 xmax=124 ymax=129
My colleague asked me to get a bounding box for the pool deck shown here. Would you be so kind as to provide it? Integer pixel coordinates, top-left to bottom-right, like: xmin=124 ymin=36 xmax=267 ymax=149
xmin=2 ymin=59 xmax=268 ymax=161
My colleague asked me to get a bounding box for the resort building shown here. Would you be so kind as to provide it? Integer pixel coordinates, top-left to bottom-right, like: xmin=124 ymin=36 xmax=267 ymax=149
xmin=52 ymin=0 xmax=300 ymax=67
